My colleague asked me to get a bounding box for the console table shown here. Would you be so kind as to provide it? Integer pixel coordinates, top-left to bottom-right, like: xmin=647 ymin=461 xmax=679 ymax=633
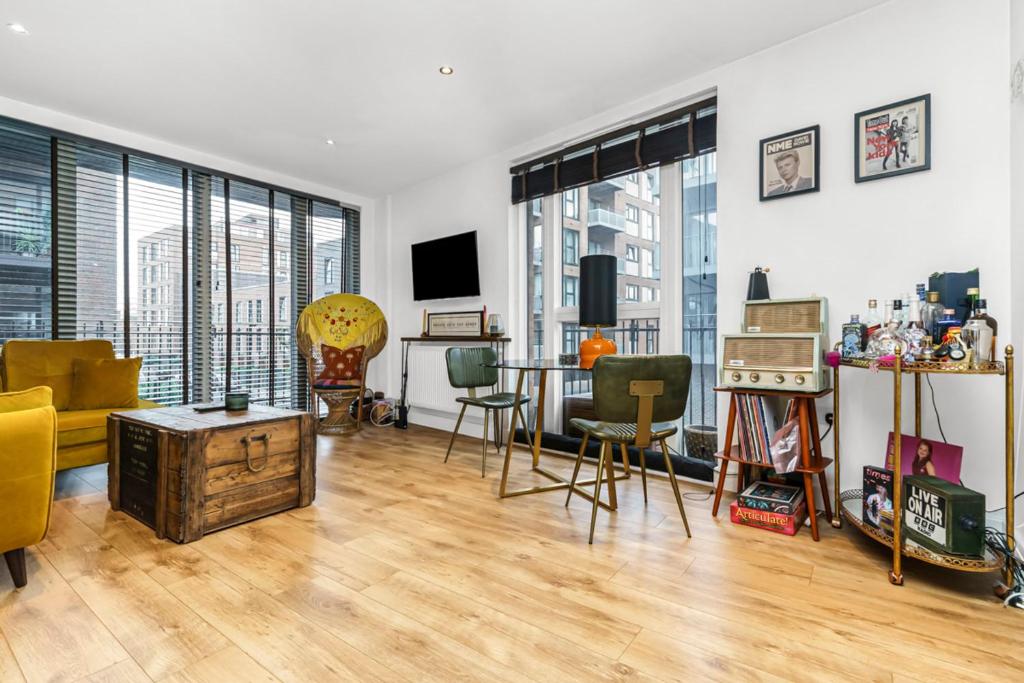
xmin=397 ymin=335 xmax=510 ymax=436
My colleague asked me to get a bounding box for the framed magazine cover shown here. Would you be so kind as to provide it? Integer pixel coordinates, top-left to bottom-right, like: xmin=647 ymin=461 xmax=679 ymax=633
xmin=759 ymin=125 xmax=819 ymax=201
xmin=854 ymin=94 xmax=931 ymax=182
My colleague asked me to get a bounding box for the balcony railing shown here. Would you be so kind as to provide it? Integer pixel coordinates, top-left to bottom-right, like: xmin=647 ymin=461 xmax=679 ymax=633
xmin=587 ymin=208 xmax=625 ymax=232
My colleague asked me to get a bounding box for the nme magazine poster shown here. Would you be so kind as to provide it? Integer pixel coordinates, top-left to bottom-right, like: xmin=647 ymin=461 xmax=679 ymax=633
xmin=760 ymin=125 xmax=818 ymax=200
xmin=856 ymin=94 xmax=930 ymax=181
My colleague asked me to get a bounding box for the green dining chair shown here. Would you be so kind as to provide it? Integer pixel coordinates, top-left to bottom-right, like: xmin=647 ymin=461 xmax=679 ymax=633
xmin=444 ymin=347 xmax=533 ymax=477
xmin=566 ymin=354 xmax=693 ymax=544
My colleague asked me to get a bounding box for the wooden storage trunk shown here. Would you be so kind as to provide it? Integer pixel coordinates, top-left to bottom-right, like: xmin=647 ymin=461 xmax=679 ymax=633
xmin=107 ymin=405 xmax=316 ymax=543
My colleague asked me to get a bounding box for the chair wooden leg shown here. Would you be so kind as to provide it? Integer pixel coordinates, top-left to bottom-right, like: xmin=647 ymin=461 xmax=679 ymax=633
xmin=481 ymin=409 xmax=490 ymax=478
xmin=660 ymin=438 xmax=691 ymax=538
xmin=445 ymin=404 xmax=468 ymax=463
xmin=589 ymin=441 xmax=608 ymax=544
xmin=638 ymin=445 xmax=649 ymax=504
xmin=619 ymin=442 xmax=631 ymax=476
xmin=492 ymin=408 xmax=502 ymax=453
xmin=565 ymin=433 xmax=589 ymax=507
xmin=4 ymin=548 xmax=27 ymax=588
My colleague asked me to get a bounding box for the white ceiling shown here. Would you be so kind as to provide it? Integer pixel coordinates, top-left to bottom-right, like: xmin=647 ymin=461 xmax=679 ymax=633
xmin=0 ymin=0 xmax=887 ymax=197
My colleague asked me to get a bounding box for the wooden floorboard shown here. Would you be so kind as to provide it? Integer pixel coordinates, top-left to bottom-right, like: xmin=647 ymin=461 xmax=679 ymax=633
xmin=1 ymin=423 xmax=1022 ymax=682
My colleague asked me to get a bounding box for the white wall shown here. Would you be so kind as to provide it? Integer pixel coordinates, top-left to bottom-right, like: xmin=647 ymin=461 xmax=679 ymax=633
xmin=1011 ymin=1 xmax=1024 ymax=532
xmin=380 ymin=0 xmax=1021 ymax=510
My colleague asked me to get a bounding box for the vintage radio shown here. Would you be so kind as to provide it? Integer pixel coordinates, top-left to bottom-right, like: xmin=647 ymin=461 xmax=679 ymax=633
xmin=741 ymin=297 xmax=828 ymax=335
xmin=720 ymin=333 xmax=829 ymax=392
xmin=902 ymin=475 xmax=985 ymax=557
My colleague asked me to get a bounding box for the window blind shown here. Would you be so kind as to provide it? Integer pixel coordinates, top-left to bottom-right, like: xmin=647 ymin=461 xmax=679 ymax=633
xmin=128 ymin=155 xmax=185 ymax=405
xmin=0 ymin=113 xmax=359 ymax=411
xmin=0 ymin=120 xmax=51 ymax=340
xmin=510 ymin=97 xmax=717 ymax=204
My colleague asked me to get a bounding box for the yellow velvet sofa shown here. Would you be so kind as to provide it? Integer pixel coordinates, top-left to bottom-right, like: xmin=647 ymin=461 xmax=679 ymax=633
xmin=0 ymin=340 xmax=161 ymax=471
xmin=0 ymin=385 xmax=57 ymax=588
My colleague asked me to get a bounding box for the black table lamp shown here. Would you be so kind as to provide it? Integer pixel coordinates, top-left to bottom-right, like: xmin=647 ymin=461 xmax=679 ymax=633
xmin=579 ymin=254 xmax=617 ymax=368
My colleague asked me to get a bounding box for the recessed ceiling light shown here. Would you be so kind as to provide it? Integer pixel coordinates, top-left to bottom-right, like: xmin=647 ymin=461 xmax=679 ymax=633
xmin=7 ymin=23 xmax=29 ymax=35
xmin=439 ymin=66 xmax=454 ymax=76
xmin=325 ymin=139 xmax=335 ymax=146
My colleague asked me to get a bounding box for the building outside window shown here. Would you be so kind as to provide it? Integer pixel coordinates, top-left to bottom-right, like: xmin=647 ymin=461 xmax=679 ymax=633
xmin=255 ymin=300 xmax=263 ymax=323
xmin=625 ymin=244 xmax=639 ymax=275
xmin=230 ymin=244 xmax=240 ymax=271
xmin=278 ymin=296 xmax=287 ymax=322
xmin=625 ymin=173 xmax=639 ymax=197
xmin=563 ymin=228 xmax=579 ymax=265
xmin=626 ymin=284 xmax=639 ymax=301
xmin=562 ymin=188 xmax=579 ymax=220
xmin=642 ymin=210 xmax=655 ymax=240
xmin=641 ymin=248 xmax=653 ymax=278
xmin=562 ymin=275 xmax=578 ymax=307
xmin=324 ymin=257 xmax=335 ymax=284
xmin=624 ymin=205 xmax=639 ymax=236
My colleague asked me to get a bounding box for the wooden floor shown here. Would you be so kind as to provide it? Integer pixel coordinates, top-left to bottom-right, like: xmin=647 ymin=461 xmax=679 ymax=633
xmin=2 ymin=424 xmax=1022 ymax=682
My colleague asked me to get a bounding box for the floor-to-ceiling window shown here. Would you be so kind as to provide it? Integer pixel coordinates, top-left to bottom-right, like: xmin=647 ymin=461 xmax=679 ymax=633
xmin=512 ymin=99 xmax=716 ymax=460
xmin=0 ymin=120 xmax=51 ymax=340
xmin=0 ymin=115 xmax=359 ymax=411
xmin=682 ymin=151 xmax=717 ymax=429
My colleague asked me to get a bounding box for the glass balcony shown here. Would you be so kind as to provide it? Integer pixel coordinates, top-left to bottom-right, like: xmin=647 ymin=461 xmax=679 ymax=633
xmin=587 ymin=207 xmax=625 ymax=233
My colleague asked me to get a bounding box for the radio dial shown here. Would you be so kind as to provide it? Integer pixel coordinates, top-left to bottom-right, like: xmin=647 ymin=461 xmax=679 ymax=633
xmin=775 ymin=374 xmax=785 ymax=384
xmin=731 ymin=372 xmax=741 ymax=382
xmin=749 ymin=372 xmax=760 ymax=383
xmin=795 ymin=375 xmax=806 ymax=385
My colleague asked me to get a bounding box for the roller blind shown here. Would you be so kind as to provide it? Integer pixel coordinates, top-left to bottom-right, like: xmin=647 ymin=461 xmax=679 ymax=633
xmin=0 ymin=120 xmax=51 ymax=340
xmin=510 ymin=97 xmax=717 ymax=204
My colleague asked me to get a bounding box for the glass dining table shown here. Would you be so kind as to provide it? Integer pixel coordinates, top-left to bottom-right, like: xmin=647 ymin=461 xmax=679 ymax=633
xmin=485 ymin=358 xmax=630 ymax=508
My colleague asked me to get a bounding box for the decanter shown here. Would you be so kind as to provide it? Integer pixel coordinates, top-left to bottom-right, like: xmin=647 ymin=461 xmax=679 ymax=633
xmin=902 ymin=299 xmax=928 ymax=359
xmin=866 ymin=303 xmax=905 ymax=358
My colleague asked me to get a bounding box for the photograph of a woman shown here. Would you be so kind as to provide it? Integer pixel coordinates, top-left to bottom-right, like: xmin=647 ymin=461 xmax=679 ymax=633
xmin=912 ymin=439 xmax=937 ymax=477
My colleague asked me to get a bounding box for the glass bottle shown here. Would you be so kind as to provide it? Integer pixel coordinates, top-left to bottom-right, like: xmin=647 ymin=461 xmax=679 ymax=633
xmin=866 ymin=302 xmax=903 ymax=357
xmin=963 ymin=287 xmax=980 ymax=325
xmin=974 ymin=298 xmax=998 ymax=356
xmin=842 ymin=314 xmax=867 ymax=358
xmin=903 ymin=299 xmax=928 ymax=359
xmin=864 ymin=299 xmax=882 ymax=337
xmin=934 ymin=308 xmax=960 ymax=344
xmin=915 ymin=283 xmax=926 ymax=302
xmin=921 ymin=291 xmax=944 ymax=341
xmin=892 ymin=299 xmax=905 ymax=328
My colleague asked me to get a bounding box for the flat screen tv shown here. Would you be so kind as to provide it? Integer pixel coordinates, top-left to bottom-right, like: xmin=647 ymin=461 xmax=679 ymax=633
xmin=411 ymin=230 xmax=481 ymax=301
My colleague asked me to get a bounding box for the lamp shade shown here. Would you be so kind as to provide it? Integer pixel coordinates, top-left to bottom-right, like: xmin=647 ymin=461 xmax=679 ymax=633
xmin=579 ymin=254 xmax=617 ymax=327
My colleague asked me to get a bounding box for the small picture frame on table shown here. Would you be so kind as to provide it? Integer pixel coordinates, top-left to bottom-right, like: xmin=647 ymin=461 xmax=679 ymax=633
xmin=854 ymin=93 xmax=931 ymax=182
xmin=759 ymin=125 xmax=820 ymax=201
xmin=426 ymin=310 xmax=484 ymax=337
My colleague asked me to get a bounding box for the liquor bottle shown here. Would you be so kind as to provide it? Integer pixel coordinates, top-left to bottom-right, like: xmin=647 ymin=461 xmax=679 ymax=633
xmin=916 ymin=283 xmax=926 ymax=302
xmin=934 ymin=308 xmax=960 ymax=344
xmin=921 ymin=291 xmax=944 ymax=340
xmin=903 ymin=299 xmax=928 ymax=359
xmin=968 ymin=299 xmax=998 ymax=361
xmin=864 ymin=299 xmax=882 ymax=337
xmin=842 ymin=314 xmax=867 ymax=358
xmin=866 ymin=301 xmax=904 ymax=357
xmin=963 ymin=287 xmax=980 ymax=325
xmin=892 ymin=299 xmax=905 ymax=327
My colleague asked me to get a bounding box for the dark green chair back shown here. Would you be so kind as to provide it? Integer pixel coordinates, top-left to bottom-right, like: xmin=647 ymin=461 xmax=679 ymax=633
xmin=591 ymin=355 xmax=692 ymax=424
xmin=445 ymin=347 xmax=499 ymax=389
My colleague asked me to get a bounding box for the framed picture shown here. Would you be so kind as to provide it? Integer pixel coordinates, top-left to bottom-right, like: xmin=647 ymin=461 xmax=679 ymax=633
xmin=759 ymin=125 xmax=820 ymax=201
xmin=854 ymin=93 xmax=930 ymax=182
xmin=426 ymin=310 xmax=484 ymax=337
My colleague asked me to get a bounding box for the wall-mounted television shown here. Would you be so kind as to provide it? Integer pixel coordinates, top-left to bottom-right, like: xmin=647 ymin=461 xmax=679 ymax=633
xmin=411 ymin=230 xmax=481 ymax=301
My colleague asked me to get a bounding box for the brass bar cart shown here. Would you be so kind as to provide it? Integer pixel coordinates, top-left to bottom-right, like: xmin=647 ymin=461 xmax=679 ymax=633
xmin=834 ymin=344 xmax=1015 ymax=587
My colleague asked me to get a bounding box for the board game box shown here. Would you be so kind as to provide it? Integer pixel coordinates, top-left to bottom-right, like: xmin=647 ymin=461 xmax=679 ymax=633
xmin=729 ymin=500 xmax=806 ymax=536
xmin=738 ymin=481 xmax=805 ymax=515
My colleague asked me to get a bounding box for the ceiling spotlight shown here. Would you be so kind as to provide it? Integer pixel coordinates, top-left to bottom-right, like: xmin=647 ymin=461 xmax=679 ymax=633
xmin=439 ymin=66 xmax=454 ymax=76
xmin=325 ymin=139 xmax=335 ymax=146
xmin=7 ymin=23 xmax=29 ymax=35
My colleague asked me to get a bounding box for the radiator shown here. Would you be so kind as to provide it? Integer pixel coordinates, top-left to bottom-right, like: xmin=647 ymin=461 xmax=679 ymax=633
xmin=407 ymin=345 xmax=462 ymax=413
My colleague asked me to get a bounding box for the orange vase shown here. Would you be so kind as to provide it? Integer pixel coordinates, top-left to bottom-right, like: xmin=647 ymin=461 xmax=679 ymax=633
xmin=579 ymin=328 xmax=617 ymax=369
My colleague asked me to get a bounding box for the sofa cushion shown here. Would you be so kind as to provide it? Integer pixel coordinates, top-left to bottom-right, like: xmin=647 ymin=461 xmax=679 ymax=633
xmin=2 ymin=339 xmax=115 ymax=410
xmin=56 ymin=408 xmax=113 ymax=449
xmin=68 ymin=357 xmax=142 ymax=410
xmin=0 ymin=386 xmax=53 ymax=414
